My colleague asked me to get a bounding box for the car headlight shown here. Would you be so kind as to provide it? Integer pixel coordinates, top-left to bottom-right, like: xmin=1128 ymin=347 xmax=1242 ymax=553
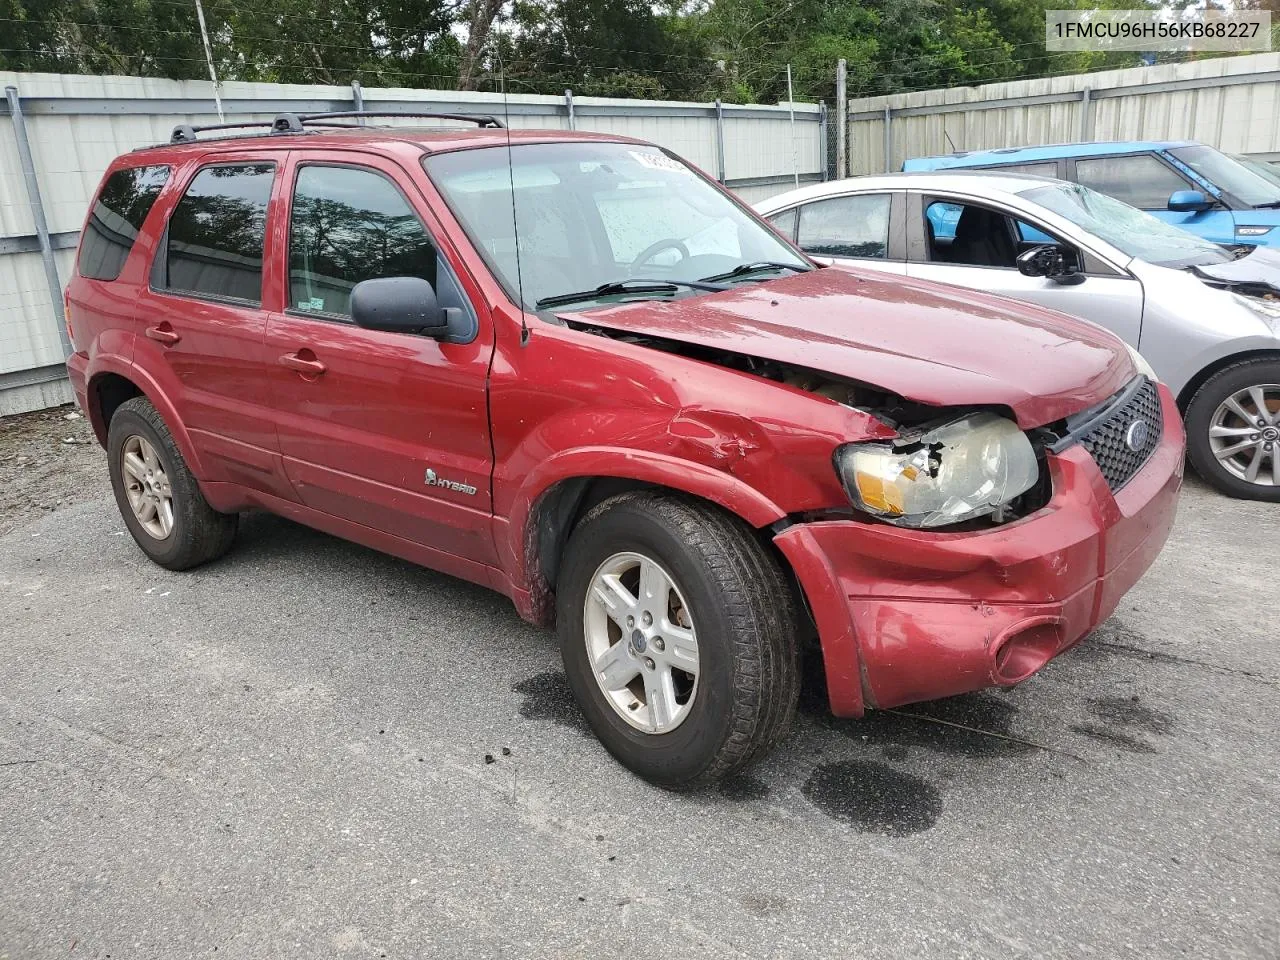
xmin=834 ymin=413 xmax=1040 ymax=528
xmin=1124 ymin=342 xmax=1157 ymax=381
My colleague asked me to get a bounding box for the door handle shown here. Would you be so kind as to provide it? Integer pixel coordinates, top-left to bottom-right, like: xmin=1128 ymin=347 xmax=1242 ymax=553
xmin=145 ymin=324 xmax=181 ymax=346
xmin=278 ymin=351 xmax=327 ymax=376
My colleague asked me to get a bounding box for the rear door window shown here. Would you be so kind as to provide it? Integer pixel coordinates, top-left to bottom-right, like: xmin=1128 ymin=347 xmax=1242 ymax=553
xmin=1074 ymin=155 xmax=1189 ymax=210
xmin=158 ymin=163 xmax=275 ymax=304
xmin=77 ymin=165 xmax=169 ymax=281
xmin=796 ymin=193 xmax=891 ymax=258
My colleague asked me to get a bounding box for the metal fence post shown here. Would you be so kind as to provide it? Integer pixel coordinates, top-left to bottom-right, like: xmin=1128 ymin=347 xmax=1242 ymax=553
xmin=5 ymin=85 xmax=70 ymax=359
xmin=565 ymin=88 xmax=575 ymax=130
xmin=714 ymin=99 xmax=726 ymax=183
xmin=351 ymin=80 xmax=365 ymax=125
xmin=835 ymin=59 xmax=847 ymax=179
xmin=883 ymin=105 xmax=893 ymax=173
xmin=818 ymin=101 xmax=829 ymax=181
xmin=1077 ymin=87 xmax=1092 ymax=142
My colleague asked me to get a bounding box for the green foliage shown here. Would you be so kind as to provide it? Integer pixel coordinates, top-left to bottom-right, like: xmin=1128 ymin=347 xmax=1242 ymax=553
xmin=0 ymin=0 xmax=1234 ymax=103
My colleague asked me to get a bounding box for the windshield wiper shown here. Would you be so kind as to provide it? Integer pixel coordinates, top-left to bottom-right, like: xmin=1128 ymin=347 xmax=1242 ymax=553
xmin=1252 ymin=200 xmax=1280 ymax=209
xmin=534 ymin=277 xmax=727 ymax=310
xmin=697 ymin=261 xmax=812 ymax=284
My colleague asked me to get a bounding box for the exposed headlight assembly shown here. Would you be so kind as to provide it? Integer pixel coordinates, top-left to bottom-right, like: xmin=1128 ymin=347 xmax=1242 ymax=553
xmin=835 ymin=413 xmax=1040 ymax=528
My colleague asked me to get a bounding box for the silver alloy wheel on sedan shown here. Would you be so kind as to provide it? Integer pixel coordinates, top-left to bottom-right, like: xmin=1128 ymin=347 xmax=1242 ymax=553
xmin=583 ymin=550 xmax=700 ymax=734
xmin=120 ymin=434 xmax=175 ymax=539
xmin=1208 ymin=384 xmax=1280 ymax=487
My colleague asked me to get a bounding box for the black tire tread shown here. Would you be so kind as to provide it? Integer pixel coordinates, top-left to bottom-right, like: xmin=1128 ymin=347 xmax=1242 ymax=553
xmin=567 ymin=490 xmax=800 ymax=788
xmin=108 ymin=397 xmax=238 ymax=570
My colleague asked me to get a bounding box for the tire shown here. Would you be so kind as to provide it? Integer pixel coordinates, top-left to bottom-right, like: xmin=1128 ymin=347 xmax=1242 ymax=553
xmin=1184 ymin=358 xmax=1280 ymax=501
xmin=107 ymin=396 xmax=238 ymax=570
xmin=555 ymin=491 xmax=799 ymax=789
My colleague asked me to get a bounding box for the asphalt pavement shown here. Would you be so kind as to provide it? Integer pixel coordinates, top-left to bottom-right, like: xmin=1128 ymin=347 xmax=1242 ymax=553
xmin=1 ymin=477 xmax=1278 ymax=959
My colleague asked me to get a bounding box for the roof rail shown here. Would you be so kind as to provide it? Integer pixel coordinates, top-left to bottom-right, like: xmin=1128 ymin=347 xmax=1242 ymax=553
xmin=169 ymin=110 xmax=504 ymax=144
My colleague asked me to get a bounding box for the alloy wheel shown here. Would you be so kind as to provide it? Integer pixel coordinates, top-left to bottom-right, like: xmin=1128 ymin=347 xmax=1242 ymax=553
xmin=120 ymin=434 xmax=175 ymax=539
xmin=583 ymin=551 xmax=700 ymax=734
xmin=1208 ymin=384 xmax=1280 ymax=487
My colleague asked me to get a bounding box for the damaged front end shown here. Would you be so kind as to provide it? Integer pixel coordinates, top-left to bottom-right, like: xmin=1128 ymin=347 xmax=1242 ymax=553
xmin=564 ymin=315 xmax=1057 ymax=531
xmin=833 ymin=412 xmax=1043 ymax=529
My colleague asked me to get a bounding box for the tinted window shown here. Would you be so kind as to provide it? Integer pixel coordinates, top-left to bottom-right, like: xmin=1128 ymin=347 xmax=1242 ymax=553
xmin=78 ymin=165 xmax=169 ymax=281
xmin=797 ymin=194 xmax=891 ymax=258
xmin=979 ymin=161 xmax=1058 ymax=178
xmin=767 ymin=208 xmax=798 ymax=241
xmin=289 ymin=165 xmax=436 ymax=318
xmin=161 ymin=163 xmax=275 ymax=303
xmin=1074 ymin=155 xmax=1187 ymax=209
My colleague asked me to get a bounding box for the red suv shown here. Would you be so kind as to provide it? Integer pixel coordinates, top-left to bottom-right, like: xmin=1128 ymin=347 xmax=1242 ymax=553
xmin=64 ymin=113 xmax=1184 ymax=788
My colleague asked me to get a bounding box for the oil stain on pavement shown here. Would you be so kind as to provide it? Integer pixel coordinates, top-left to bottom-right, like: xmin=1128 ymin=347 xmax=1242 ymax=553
xmin=802 ymin=759 xmax=942 ymax=836
xmin=1069 ymin=694 xmax=1175 ymax=754
xmin=821 ymin=693 xmax=1036 ymax=759
xmin=718 ymin=774 xmax=771 ymax=803
xmin=513 ymin=670 xmax=591 ymax=735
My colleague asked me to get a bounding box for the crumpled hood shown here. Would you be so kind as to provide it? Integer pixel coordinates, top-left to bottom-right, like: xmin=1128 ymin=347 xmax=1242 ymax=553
xmin=573 ymin=266 xmax=1134 ymax=428
xmin=1190 ymin=245 xmax=1280 ymax=296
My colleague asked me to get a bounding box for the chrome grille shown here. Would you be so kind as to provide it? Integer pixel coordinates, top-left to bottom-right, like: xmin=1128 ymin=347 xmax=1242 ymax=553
xmin=1075 ymin=377 xmax=1163 ymax=493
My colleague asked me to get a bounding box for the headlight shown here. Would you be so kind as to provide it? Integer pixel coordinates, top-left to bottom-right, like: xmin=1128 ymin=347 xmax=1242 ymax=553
xmin=1124 ymin=342 xmax=1157 ymax=381
xmin=835 ymin=413 xmax=1040 ymax=528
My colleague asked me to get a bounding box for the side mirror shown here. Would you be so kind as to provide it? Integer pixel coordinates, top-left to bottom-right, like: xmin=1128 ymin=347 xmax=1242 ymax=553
xmin=1016 ymin=244 xmax=1085 ymax=285
xmin=1168 ymin=189 xmax=1212 ymax=213
xmin=350 ymin=276 xmax=451 ymax=337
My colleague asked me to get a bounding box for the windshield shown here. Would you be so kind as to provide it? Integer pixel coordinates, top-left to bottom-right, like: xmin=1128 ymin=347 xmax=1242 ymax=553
xmin=1168 ymin=144 xmax=1280 ymax=207
xmin=424 ymin=142 xmax=807 ymax=311
xmin=1019 ymin=181 xmax=1232 ymax=269
xmin=1232 ymin=153 xmax=1280 ymax=190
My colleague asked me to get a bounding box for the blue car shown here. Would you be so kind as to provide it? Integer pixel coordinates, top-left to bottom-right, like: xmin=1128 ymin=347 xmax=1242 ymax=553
xmin=904 ymin=141 xmax=1280 ymax=248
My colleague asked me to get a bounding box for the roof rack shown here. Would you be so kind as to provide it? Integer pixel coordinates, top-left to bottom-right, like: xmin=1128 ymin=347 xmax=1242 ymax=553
xmin=169 ymin=110 xmax=504 ymax=144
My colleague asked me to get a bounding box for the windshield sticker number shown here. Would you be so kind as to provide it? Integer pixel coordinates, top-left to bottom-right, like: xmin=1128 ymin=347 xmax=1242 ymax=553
xmin=630 ymin=151 xmax=689 ymax=174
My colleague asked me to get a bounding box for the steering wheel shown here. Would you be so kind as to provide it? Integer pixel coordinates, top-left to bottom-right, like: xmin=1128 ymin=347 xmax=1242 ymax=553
xmin=632 ymin=238 xmax=690 ymax=268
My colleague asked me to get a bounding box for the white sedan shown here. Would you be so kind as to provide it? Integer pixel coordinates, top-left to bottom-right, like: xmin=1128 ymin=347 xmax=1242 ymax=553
xmin=756 ymin=172 xmax=1280 ymax=501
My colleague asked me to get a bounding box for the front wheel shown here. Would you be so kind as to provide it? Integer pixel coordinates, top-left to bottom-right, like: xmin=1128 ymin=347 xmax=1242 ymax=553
xmin=1185 ymin=358 xmax=1280 ymax=501
xmin=556 ymin=491 xmax=799 ymax=789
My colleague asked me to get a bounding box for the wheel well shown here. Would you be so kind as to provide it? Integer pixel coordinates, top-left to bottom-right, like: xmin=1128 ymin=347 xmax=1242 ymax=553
xmin=1176 ymin=349 xmax=1280 ymax=412
xmin=530 ymin=477 xmax=655 ymax=595
xmin=526 ymin=477 xmax=810 ymax=640
xmin=88 ymin=373 xmax=142 ymax=444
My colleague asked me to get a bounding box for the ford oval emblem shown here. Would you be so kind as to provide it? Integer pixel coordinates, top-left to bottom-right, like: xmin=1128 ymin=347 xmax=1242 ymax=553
xmin=1125 ymin=419 xmax=1150 ymax=452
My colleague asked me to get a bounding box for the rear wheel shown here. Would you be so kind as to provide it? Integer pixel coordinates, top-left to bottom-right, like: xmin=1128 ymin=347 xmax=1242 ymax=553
xmin=556 ymin=491 xmax=799 ymax=789
xmin=107 ymin=397 xmax=238 ymax=569
xmin=1185 ymin=358 xmax=1280 ymax=501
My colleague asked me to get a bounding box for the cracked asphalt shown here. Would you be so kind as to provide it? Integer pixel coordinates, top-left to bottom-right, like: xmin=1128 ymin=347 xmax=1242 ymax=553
xmin=1 ymin=469 xmax=1278 ymax=959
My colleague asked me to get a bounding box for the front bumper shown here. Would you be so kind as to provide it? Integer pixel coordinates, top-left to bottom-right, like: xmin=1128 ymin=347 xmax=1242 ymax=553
xmin=774 ymin=383 xmax=1185 ymax=717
